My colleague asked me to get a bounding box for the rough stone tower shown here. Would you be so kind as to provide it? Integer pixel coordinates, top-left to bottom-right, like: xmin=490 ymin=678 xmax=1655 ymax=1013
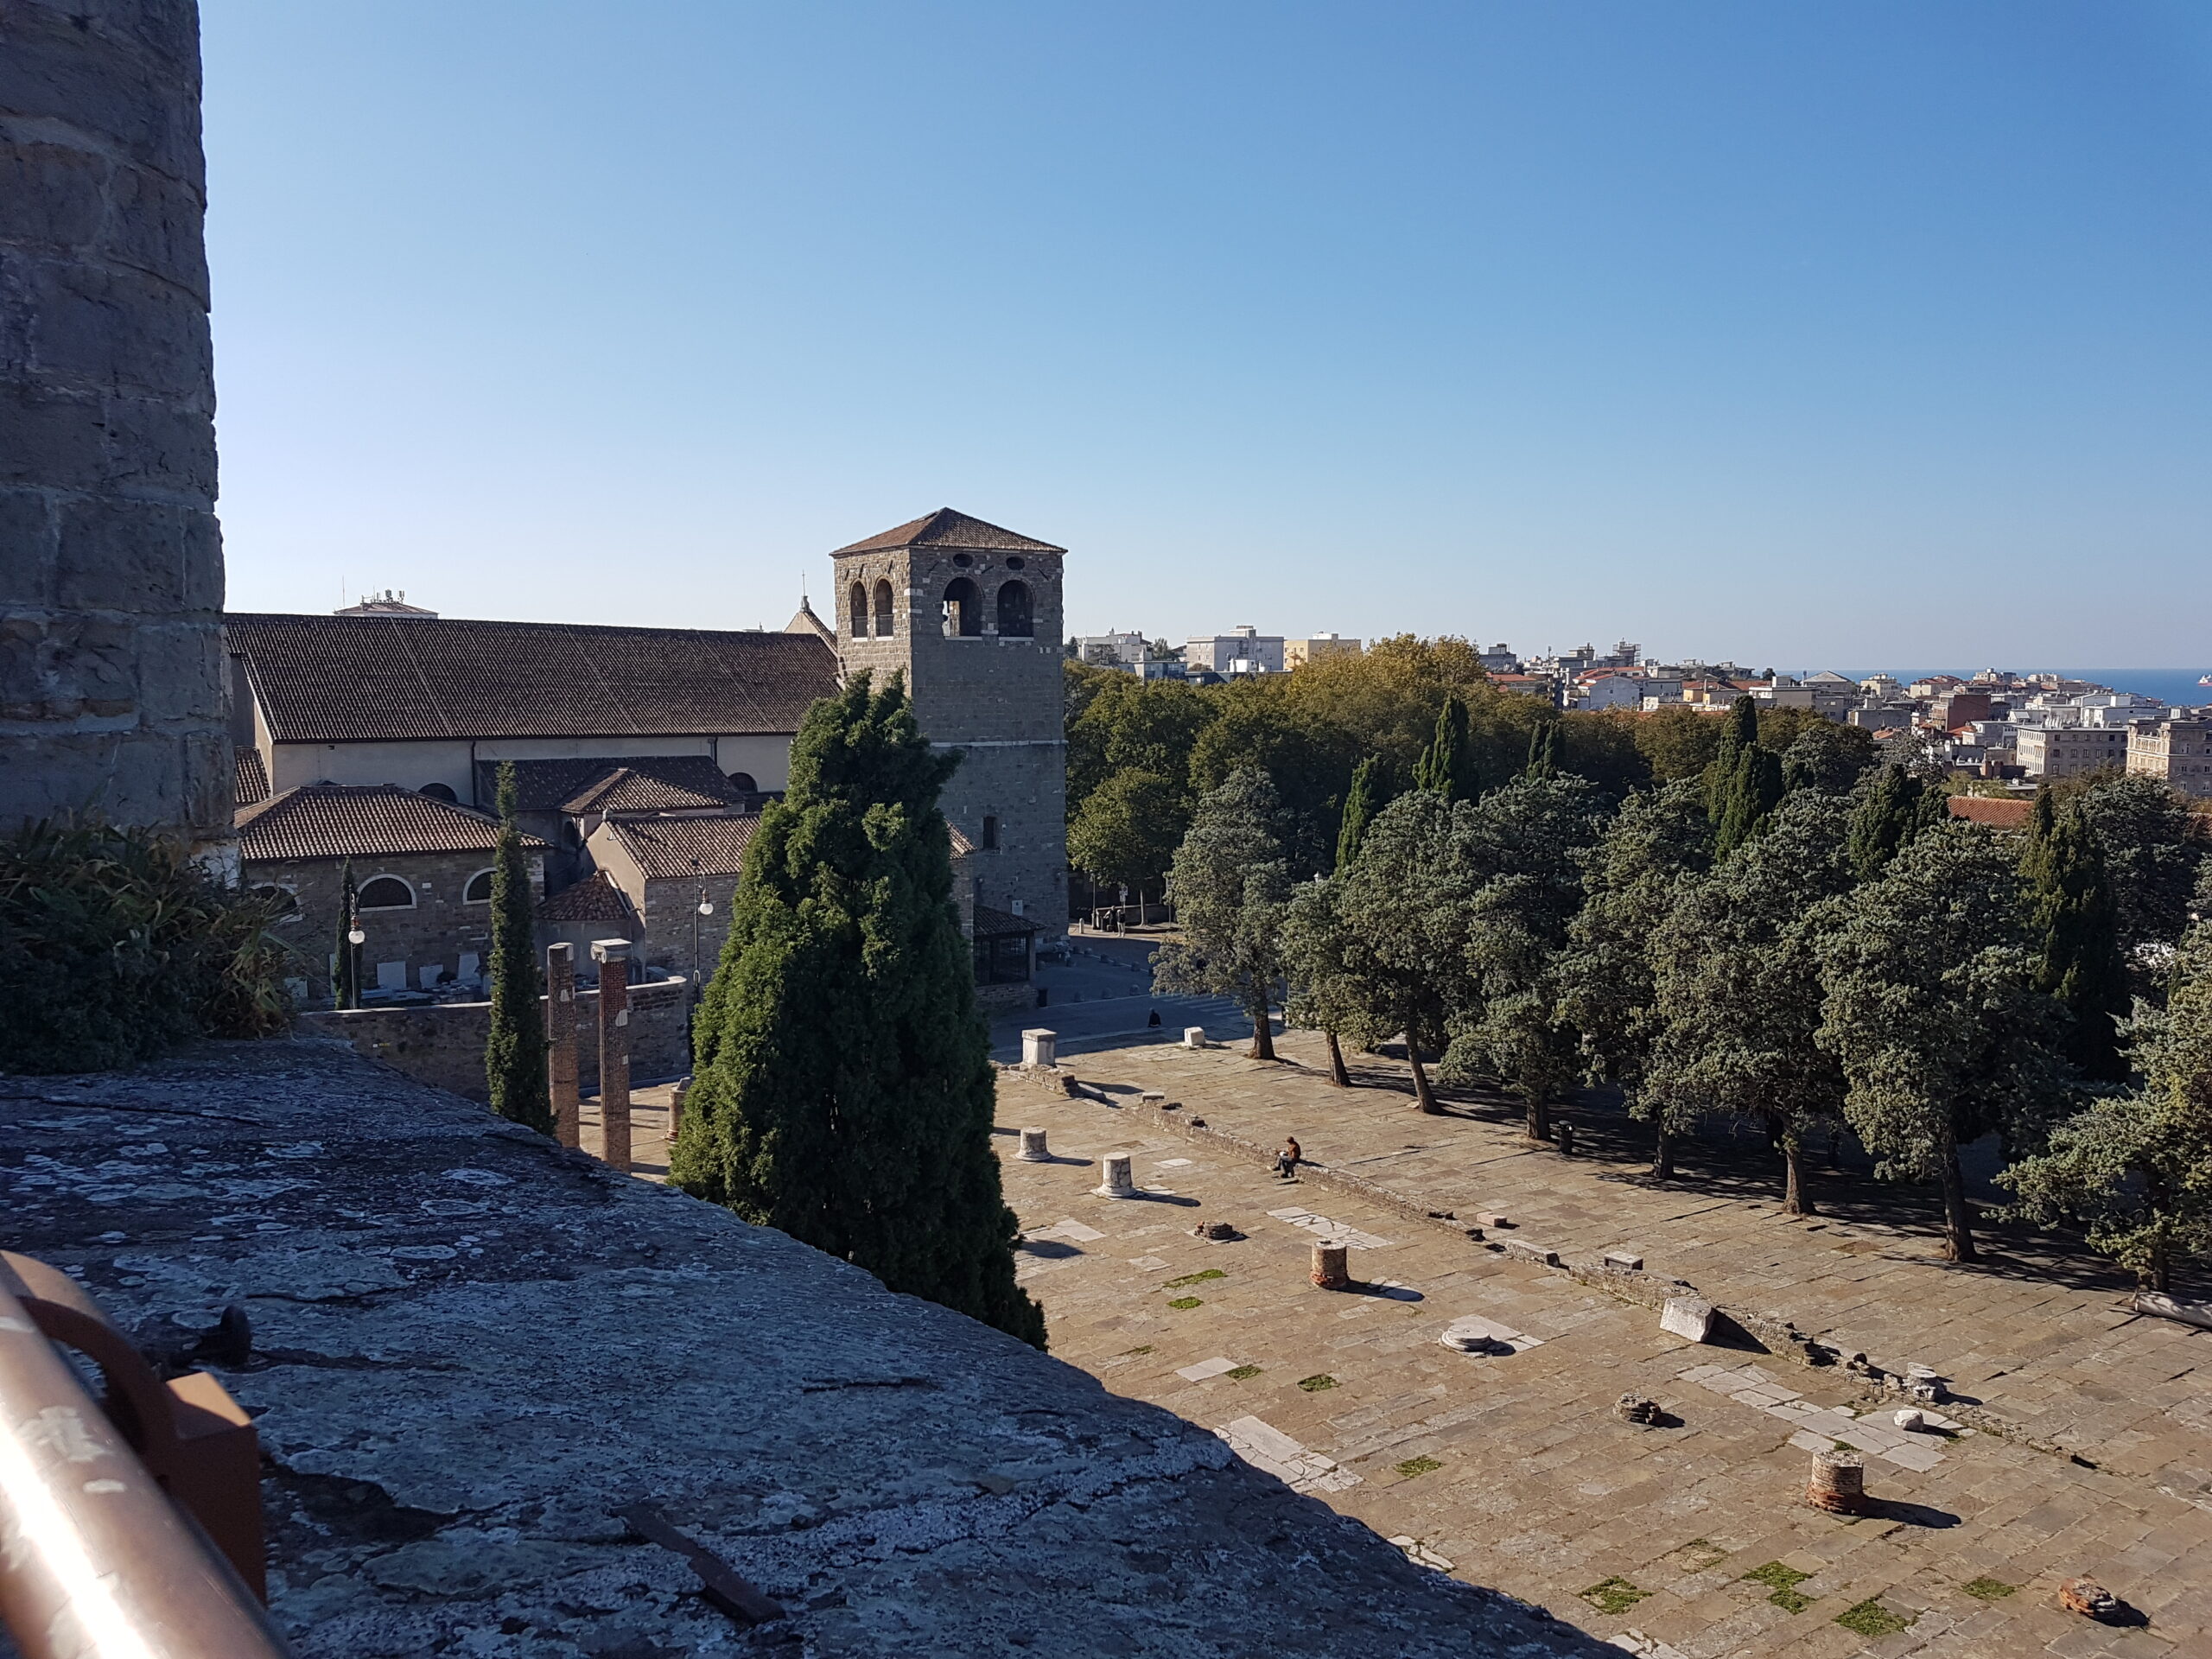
xmin=830 ymin=509 xmax=1066 ymax=939
xmin=0 ymin=0 xmax=231 ymax=852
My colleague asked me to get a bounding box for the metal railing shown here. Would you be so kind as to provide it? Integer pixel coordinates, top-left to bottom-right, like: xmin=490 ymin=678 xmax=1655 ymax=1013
xmin=0 ymin=1253 xmax=288 ymax=1658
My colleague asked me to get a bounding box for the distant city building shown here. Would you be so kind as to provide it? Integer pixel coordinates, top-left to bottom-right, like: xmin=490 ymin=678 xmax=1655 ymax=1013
xmin=1478 ymin=643 xmax=1522 ymax=674
xmin=335 ymin=589 xmax=438 ymax=618
xmin=2017 ymin=722 xmax=2128 ymax=781
xmin=2128 ymin=716 xmax=2212 ymax=798
xmin=1076 ymin=632 xmax=1148 ymax=668
xmin=1185 ymin=626 xmax=1285 ymax=677
xmin=1284 ymin=633 xmax=1363 ymax=668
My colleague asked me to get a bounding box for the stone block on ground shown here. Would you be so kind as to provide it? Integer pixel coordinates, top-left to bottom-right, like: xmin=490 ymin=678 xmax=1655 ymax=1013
xmin=1603 ymin=1249 xmax=1643 ymax=1271
xmin=1502 ymin=1238 xmax=1560 ymax=1268
xmin=1660 ymin=1295 xmax=1717 ymax=1344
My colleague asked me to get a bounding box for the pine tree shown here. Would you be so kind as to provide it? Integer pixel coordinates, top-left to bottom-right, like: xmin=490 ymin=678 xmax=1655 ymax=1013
xmin=333 ymin=861 xmax=360 ymax=1010
xmin=672 ymin=672 xmax=1044 ymax=1348
xmin=485 ymin=762 xmax=551 ymax=1133
xmin=1524 ymin=720 xmax=1562 ymax=780
xmin=1332 ymin=791 xmax=1471 ymax=1112
xmin=1154 ymin=769 xmax=1294 ymax=1060
xmin=1413 ymin=696 xmax=1478 ymax=801
xmin=1847 ymin=763 xmax=1942 ymax=880
xmin=2023 ymin=793 xmax=2130 ymax=1083
xmin=1335 ymin=756 xmax=1386 ymax=873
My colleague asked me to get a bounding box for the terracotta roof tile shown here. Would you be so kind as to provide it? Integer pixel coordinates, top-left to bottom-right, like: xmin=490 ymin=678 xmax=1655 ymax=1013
xmin=832 ymin=508 xmax=1064 ymax=556
xmin=226 ymin=614 xmax=839 ymax=745
xmin=234 ymin=746 xmax=268 ymax=806
xmin=1948 ymin=796 xmax=2034 ymax=830
xmin=537 ymin=870 xmax=637 ymax=925
xmin=972 ymin=902 xmax=1039 ymax=938
xmin=604 ymin=813 xmax=762 ymax=880
xmin=238 ymin=785 xmax=545 ymax=862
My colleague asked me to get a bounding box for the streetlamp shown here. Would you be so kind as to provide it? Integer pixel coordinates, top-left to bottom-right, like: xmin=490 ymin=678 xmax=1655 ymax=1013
xmin=689 ymin=856 xmax=714 ymax=1004
xmin=345 ymin=912 xmax=365 ymax=1009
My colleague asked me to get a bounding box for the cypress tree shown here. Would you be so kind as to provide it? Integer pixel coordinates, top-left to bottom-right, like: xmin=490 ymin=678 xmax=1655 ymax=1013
xmin=333 ymin=861 xmax=360 ymax=1010
xmin=1336 ymin=756 xmax=1386 ymax=872
xmin=485 ymin=762 xmax=552 ymax=1133
xmin=1414 ymin=696 xmax=1477 ymax=800
xmin=672 ymin=671 xmax=1045 ymax=1349
xmin=1707 ymin=696 xmax=1762 ymax=817
xmin=1847 ymin=763 xmax=1942 ymax=880
xmin=1524 ymin=720 xmax=1561 ymax=780
xmin=2024 ymin=794 xmax=2130 ymax=1083
xmin=1713 ymin=742 xmax=1784 ymax=857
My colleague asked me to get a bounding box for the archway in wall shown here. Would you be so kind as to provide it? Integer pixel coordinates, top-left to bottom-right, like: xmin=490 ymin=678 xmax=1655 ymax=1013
xmin=873 ymin=579 xmax=895 ymax=636
xmin=995 ymin=580 xmax=1033 ymax=638
xmin=848 ymin=582 xmax=868 ymax=638
xmin=943 ymin=577 xmax=981 ymax=637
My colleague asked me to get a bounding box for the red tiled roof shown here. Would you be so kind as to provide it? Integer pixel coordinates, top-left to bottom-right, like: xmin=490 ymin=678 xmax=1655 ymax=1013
xmin=832 ymin=508 xmax=1064 ymax=556
xmin=1948 ymin=797 xmax=2033 ymax=829
xmin=562 ymin=764 xmax=745 ymax=815
xmin=226 ymin=614 xmax=838 ymax=744
xmin=238 ymin=785 xmax=545 ymax=862
xmin=949 ymin=823 xmax=976 ymax=856
xmin=537 ymin=870 xmax=636 ymax=925
xmin=603 ymin=813 xmax=762 ymax=880
xmin=234 ymin=746 xmax=268 ymax=806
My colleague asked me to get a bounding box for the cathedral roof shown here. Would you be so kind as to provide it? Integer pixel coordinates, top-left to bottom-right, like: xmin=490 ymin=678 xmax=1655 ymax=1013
xmin=832 ymin=508 xmax=1064 ymax=557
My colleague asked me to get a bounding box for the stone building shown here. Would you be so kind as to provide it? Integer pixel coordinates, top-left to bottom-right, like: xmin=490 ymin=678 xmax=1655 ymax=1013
xmin=2016 ymin=721 xmax=2128 ymax=782
xmin=1283 ymin=632 xmax=1362 ymax=667
xmin=2128 ymin=716 xmax=2212 ymax=798
xmin=1 ymin=0 xmax=231 ymax=851
xmin=830 ymin=508 xmax=1067 ymax=955
xmin=236 ymin=783 xmax=545 ymax=1001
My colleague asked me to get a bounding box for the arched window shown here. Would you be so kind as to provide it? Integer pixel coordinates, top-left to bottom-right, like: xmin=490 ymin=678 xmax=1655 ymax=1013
xmin=419 ymin=781 xmax=457 ymax=803
xmin=943 ymin=577 xmax=981 ymax=638
xmin=358 ymin=875 xmax=415 ymax=910
xmin=848 ymin=582 xmax=868 ymax=638
xmin=463 ymin=869 xmax=495 ymax=903
xmin=727 ymin=771 xmax=757 ymax=792
xmin=995 ymin=580 xmax=1033 ymax=638
xmin=250 ymin=884 xmax=301 ymax=923
xmin=872 ymin=579 xmax=895 ymax=637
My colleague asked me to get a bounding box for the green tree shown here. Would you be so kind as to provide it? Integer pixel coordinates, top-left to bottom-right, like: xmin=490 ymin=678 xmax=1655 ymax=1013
xmin=1558 ymin=781 xmax=1713 ymax=1176
xmin=1817 ymin=823 xmax=2073 ymax=1262
xmin=2002 ymin=921 xmax=2212 ymax=1290
xmin=1154 ymin=768 xmax=1294 ymax=1060
xmin=1706 ymin=696 xmax=1761 ymax=813
xmin=1281 ymin=874 xmax=1366 ymax=1087
xmin=1646 ymin=792 xmax=1857 ymax=1213
xmin=1523 ymin=719 xmax=1561 ymax=780
xmin=1334 ymin=791 xmax=1471 ymax=1112
xmin=333 ymin=861 xmax=360 ymax=1010
xmin=1847 ymin=763 xmax=1944 ymax=880
xmin=1635 ymin=704 xmax=1727 ymax=784
xmin=1436 ymin=776 xmax=1608 ymax=1141
xmin=672 ymin=671 xmax=1044 ymax=1348
xmin=1782 ymin=721 xmax=1875 ymax=794
xmin=2022 ymin=792 xmax=2130 ymax=1083
xmin=2069 ymin=774 xmax=2210 ymax=977
xmin=1413 ymin=695 xmax=1479 ymax=801
xmin=1335 ymin=755 xmax=1389 ymax=872
xmin=1711 ymin=740 xmax=1786 ymax=856
xmin=484 ymin=763 xmax=551 ymax=1133
xmin=1188 ymin=679 xmax=1358 ymax=877
xmin=1067 ymin=767 xmax=1187 ymax=910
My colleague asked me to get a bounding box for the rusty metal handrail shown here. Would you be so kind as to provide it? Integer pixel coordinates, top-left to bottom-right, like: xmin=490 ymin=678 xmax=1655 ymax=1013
xmin=0 ymin=1266 xmax=288 ymax=1658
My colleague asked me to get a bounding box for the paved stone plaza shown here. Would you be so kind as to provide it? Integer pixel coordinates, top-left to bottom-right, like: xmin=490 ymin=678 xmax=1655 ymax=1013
xmin=997 ymin=1033 xmax=2212 ymax=1657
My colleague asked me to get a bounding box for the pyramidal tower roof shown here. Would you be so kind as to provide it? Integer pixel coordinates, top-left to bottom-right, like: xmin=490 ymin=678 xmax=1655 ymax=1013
xmin=832 ymin=508 xmax=1065 ymax=556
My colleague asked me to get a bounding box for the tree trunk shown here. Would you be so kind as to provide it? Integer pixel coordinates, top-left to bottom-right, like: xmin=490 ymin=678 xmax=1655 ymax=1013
xmin=1781 ymin=1132 xmax=1814 ymax=1217
xmin=1249 ymin=995 xmax=1276 ymax=1060
xmin=1526 ymin=1095 xmax=1551 ymax=1142
xmin=1325 ymin=1029 xmax=1350 ymax=1088
xmin=2152 ymin=1235 xmax=2170 ymax=1294
xmin=1938 ymin=1137 xmax=1977 ymax=1262
xmin=1652 ymin=1125 xmax=1675 ymax=1180
xmin=1408 ymin=1044 xmax=1440 ymax=1114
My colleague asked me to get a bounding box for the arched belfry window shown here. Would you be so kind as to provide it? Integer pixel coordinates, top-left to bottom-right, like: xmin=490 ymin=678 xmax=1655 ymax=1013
xmin=873 ymin=579 xmax=895 ymax=637
xmin=995 ymin=580 xmax=1033 ymax=638
xmin=943 ymin=577 xmax=982 ymax=638
xmin=848 ymin=582 xmax=868 ymax=639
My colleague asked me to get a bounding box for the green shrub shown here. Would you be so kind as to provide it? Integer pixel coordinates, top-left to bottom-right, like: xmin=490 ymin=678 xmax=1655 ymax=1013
xmin=0 ymin=819 xmax=294 ymax=1074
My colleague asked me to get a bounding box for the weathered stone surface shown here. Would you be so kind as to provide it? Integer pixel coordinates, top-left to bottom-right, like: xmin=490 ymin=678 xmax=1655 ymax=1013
xmin=0 ymin=1039 xmax=1595 ymax=1656
xmin=1602 ymin=1249 xmax=1643 ymax=1271
xmin=1501 ymin=1238 xmax=1560 ymax=1268
xmin=2133 ymin=1289 xmax=2212 ymax=1330
xmin=1659 ymin=1295 xmax=1717 ymax=1344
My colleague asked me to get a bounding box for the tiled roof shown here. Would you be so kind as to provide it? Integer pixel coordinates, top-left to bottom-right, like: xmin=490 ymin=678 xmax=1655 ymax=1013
xmin=832 ymin=508 xmax=1065 ymax=557
xmin=226 ymin=614 xmax=839 ymax=744
xmin=537 ymin=870 xmax=636 ymax=925
xmin=564 ymin=764 xmax=746 ymax=815
xmin=949 ymin=823 xmax=976 ymax=856
xmin=238 ymin=785 xmax=546 ymax=863
xmin=604 ymin=813 xmax=761 ymax=881
xmin=474 ymin=756 xmax=747 ymax=815
xmin=234 ymin=746 xmax=269 ymax=806
xmin=1948 ymin=797 xmax=2033 ymax=830
xmin=972 ymin=903 xmax=1039 ymax=938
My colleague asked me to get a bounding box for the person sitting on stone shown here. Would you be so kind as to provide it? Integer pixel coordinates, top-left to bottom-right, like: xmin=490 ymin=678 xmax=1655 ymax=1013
xmin=1274 ymin=1136 xmax=1302 ymax=1180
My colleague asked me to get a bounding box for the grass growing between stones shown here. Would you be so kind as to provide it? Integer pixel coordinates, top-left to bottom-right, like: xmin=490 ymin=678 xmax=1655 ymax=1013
xmin=1165 ymin=1268 xmax=1226 ymax=1288
xmin=1580 ymin=1578 xmax=1650 ymax=1617
xmin=1394 ymin=1455 xmax=1441 ymax=1478
xmin=1167 ymin=1297 xmax=1204 ymax=1310
xmin=1122 ymin=1345 xmax=1154 ymax=1357
xmin=1834 ymin=1599 xmax=1914 ymax=1637
xmin=1741 ymin=1562 xmax=1815 ymax=1613
xmin=1297 ymin=1375 xmax=1338 ymax=1392
xmin=1961 ymin=1577 xmax=2016 ymax=1601
xmin=1226 ymin=1364 xmax=1262 ymax=1380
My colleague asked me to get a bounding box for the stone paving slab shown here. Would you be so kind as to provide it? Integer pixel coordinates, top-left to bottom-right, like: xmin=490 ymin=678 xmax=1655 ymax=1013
xmin=998 ymin=1059 xmax=2212 ymax=1659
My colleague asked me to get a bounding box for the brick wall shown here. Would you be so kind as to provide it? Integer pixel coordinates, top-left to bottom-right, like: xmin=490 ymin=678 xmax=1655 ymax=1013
xmin=1 ymin=1 xmax=231 ymax=849
xmin=299 ymin=976 xmax=691 ymax=1101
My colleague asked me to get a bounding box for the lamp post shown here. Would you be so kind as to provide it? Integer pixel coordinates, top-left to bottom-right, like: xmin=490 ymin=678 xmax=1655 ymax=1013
xmin=345 ymin=912 xmax=365 ymax=1010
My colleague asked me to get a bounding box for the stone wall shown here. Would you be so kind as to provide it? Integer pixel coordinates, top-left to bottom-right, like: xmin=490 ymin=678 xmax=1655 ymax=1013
xmin=299 ymin=975 xmax=691 ymax=1099
xmin=0 ymin=0 xmax=231 ymax=849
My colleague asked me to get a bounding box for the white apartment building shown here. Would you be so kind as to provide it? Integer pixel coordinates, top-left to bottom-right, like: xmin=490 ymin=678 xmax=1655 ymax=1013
xmin=2016 ymin=722 xmax=2128 ymax=780
xmin=2128 ymin=717 xmax=2212 ymax=798
xmin=1076 ymin=632 xmax=1149 ymax=668
xmin=1284 ymin=632 xmax=1362 ymax=668
xmin=1185 ymin=626 xmax=1286 ymax=676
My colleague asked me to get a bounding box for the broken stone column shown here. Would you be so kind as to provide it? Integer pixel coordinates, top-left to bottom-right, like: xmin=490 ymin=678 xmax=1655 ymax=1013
xmin=1 ymin=0 xmax=232 ymax=851
xmin=1660 ymin=1294 xmax=1717 ymax=1343
xmin=545 ymin=943 xmax=581 ymax=1148
xmin=1806 ymin=1450 xmax=1865 ymax=1514
xmin=2059 ymin=1579 xmax=2121 ymax=1621
xmin=1020 ymin=1027 xmax=1057 ymax=1068
xmin=1311 ymin=1243 xmax=1351 ymax=1290
xmin=1017 ymin=1128 xmax=1051 ymax=1161
xmin=1094 ymin=1154 xmax=1135 ymax=1198
xmin=592 ymin=938 xmax=632 ymax=1171
xmin=669 ymin=1075 xmax=690 ymax=1145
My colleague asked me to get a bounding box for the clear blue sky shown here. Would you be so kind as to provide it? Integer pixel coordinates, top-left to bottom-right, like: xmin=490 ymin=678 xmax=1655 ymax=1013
xmin=201 ymin=2 xmax=2209 ymax=666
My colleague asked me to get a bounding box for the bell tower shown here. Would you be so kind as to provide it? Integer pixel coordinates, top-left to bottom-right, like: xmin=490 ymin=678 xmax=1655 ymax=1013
xmin=829 ymin=509 xmax=1067 ymax=949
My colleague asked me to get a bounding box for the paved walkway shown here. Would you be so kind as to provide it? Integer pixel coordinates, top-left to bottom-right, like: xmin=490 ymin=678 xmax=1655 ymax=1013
xmin=993 ymin=1039 xmax=2212 ymax=1658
